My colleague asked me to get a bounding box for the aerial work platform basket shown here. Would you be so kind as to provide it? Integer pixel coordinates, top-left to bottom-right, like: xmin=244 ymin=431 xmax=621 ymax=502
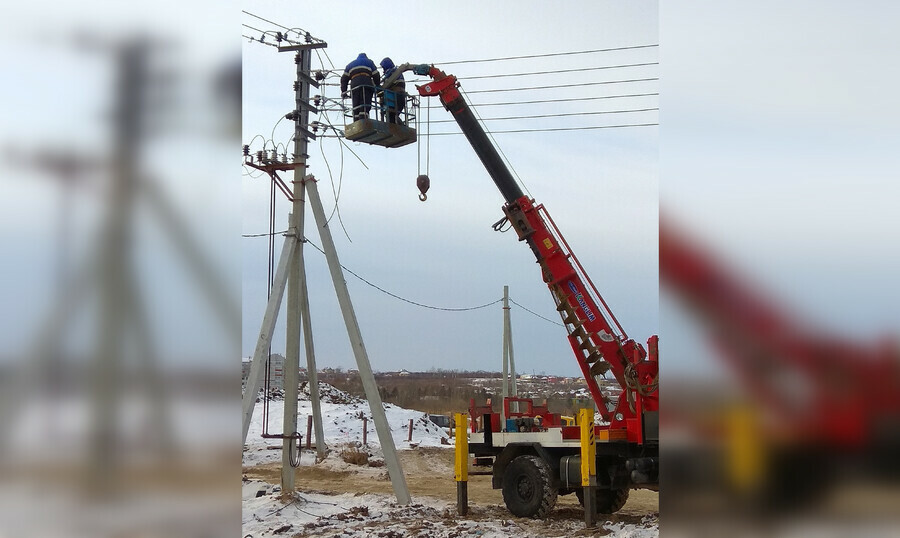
xmin=343 ymin=85 xmax=418 ymax=148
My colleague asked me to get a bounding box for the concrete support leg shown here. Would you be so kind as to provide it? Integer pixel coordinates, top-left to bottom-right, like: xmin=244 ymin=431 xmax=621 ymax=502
xmin=306 ymin=176 xmax=411 ymax=505
xmin=293 ymin=182 xmax=327 ymax=461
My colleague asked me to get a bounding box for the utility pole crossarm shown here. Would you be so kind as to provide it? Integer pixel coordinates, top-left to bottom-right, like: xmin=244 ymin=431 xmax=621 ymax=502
xmin=277 ymin=42 xmax=328 ymax=52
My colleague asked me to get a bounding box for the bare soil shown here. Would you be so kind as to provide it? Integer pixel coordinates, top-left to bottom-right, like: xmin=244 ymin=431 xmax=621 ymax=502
xmin=244 ymin=447 xmax=658 ymax=522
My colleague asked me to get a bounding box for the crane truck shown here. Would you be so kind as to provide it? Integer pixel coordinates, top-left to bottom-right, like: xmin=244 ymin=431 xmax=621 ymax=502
xmin=345 ymin=64 xmax=659 ymax=519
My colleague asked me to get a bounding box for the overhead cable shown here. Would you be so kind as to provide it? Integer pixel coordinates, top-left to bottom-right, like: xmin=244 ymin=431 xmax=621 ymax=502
xmin=509 ymin=298 xmax=565 ymax=327
xmin=435 ymin=44 xmax=659 ymax=65
xmin=302 ymin=239 xmax=503 ymax=312
xmin=241 ymin=23 xmax=270 ymax=35
xmin=465 ymin=78 xmax=658 ymax=94
xmin=242 ymin=10 xmax=302 ymax=33
xmin=426 ymin=107 xmax=659 ymax=124
xmin=469 ymin=93 xmax=658 ymax=108
xmin=459 ymin=62 xmax=658 ymax=81
xmin=423 ymin=123 xmax=658 ymax=136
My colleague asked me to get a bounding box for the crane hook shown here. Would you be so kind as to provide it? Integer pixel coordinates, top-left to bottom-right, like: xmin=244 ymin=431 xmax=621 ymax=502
xmin=416 ymin=174 xmax=430 ymax=202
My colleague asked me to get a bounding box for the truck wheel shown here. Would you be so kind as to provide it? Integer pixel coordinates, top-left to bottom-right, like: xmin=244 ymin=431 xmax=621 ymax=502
xmin=576 ymin=487 xmax=630 ymax=514
xmin=501 ymin=455 xmax=558 ymax=518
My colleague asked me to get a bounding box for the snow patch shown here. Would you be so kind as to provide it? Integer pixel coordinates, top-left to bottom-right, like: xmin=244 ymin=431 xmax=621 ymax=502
xmin=242 ymin=479 xmax=658 ymax=538
xmin=243 ymin=382 xmax=451 ymax=466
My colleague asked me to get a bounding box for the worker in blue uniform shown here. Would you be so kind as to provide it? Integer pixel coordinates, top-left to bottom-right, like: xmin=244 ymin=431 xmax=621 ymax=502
xmin=340 ymin=53 xmax=380 ymax=120
xmin=379 ymin=57 xmax=406 ymax=124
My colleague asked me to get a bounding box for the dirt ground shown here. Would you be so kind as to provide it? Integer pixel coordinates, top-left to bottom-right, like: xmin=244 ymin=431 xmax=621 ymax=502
xmin=244 ymin=447 xmax=658 ymax=523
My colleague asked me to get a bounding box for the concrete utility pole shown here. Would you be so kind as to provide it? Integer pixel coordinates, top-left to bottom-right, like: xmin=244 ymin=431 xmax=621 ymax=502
xmin=500 ymin=285 xmax=518 ymax=426
xmin=241 ymin=32 xmax=409 ymax=503
xmin=282 ymin=41 xmax=317 ymax=490
xmin=240 ymin=38 xmax=329 ymax=493
xmin=294 ymin=45 xmax=327 ymax=464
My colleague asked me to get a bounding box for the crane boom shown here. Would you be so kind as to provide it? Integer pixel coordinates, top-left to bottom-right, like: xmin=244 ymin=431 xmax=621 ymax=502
xmin=413 ymin=64 xmax=658 ymax=439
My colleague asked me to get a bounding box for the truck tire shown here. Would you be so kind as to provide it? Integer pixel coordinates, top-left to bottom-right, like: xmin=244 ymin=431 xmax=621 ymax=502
xmin=501 ymin=455 xmax=558 ymax=518
xmin=576 ymin=487 xmax=630 ymax=514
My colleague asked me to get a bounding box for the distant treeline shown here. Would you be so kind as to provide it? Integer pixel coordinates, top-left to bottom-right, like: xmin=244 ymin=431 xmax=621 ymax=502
xmin=318 ymin=370 xmax=594 ymax=417
xmin=320 ymin=368 xmax=506 ymax=380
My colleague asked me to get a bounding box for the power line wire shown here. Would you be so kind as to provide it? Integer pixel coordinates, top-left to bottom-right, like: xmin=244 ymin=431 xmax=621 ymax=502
xmin=426 ymin=107 xmax=658 ymax=124
xmin=423 ymin=123 xmax=658 ymax=136
xmin=509 ymin=298 xmax=564 ymax=327
xmin=243 ymin=233 xmax=576 ymax=324
xmin=241 ymin=23 xmax=282 ymax=39
xmin=469 ymin=92 xmax=658 ymax=108
xmin=242 ymin=11 xmax=324 ymax=46
xmin=241 ymin=23 xmax=267 ymax=33
xmin=465 ymin=78 xmax=658 ymax=94
xmin=242 ymin=10 xmax=297 ymax=32
xmin=302 ymin=239 xmax=503 ymax=312
xmin=435 ymin=44 xmax=659 ymax=65
xmin=459 ymin=62 xmax=658 ymax=81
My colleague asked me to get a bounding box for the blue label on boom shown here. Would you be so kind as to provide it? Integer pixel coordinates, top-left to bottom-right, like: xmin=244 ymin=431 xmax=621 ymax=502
xmin=568 ymin=281 xmax=596 ymax=322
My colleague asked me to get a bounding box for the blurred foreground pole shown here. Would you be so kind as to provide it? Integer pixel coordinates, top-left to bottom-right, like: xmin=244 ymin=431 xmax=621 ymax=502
xmin=92 ymin=38 xmax=176 ymax=494
xmin=0 ymin=3 xmax=241 ymax=534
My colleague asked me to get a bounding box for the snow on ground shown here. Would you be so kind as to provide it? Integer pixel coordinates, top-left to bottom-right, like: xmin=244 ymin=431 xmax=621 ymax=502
xmin=243 ymin=383 xmax=659 ymax=537
xmin=243 ymin=382 xmax=451 ymax=466
xmin=242 ymin=479 xmax=658 ymax=538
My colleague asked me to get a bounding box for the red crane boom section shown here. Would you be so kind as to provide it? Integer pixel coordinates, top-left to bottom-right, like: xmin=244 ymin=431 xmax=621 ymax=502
xmin=417 ymin=66 xmax=658 ymax=439
xmin=659 ymin=216 xmax=900 ymax=446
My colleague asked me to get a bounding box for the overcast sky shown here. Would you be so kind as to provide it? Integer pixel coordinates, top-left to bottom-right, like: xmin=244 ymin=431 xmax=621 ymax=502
xmin=3 ymin=1 xmax=892 ymax=383
xmin=0 ymin=1 xmax=240 ymax=366
xmin=241 ymin=1 xmax=659 ymax=376
xmin=660 ymin=1 xmax=900 ymax=382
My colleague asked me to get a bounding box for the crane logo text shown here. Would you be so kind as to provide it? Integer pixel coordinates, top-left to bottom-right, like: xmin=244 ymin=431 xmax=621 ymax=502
xmin=568 ymin=281 xmax=596 ymax=322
